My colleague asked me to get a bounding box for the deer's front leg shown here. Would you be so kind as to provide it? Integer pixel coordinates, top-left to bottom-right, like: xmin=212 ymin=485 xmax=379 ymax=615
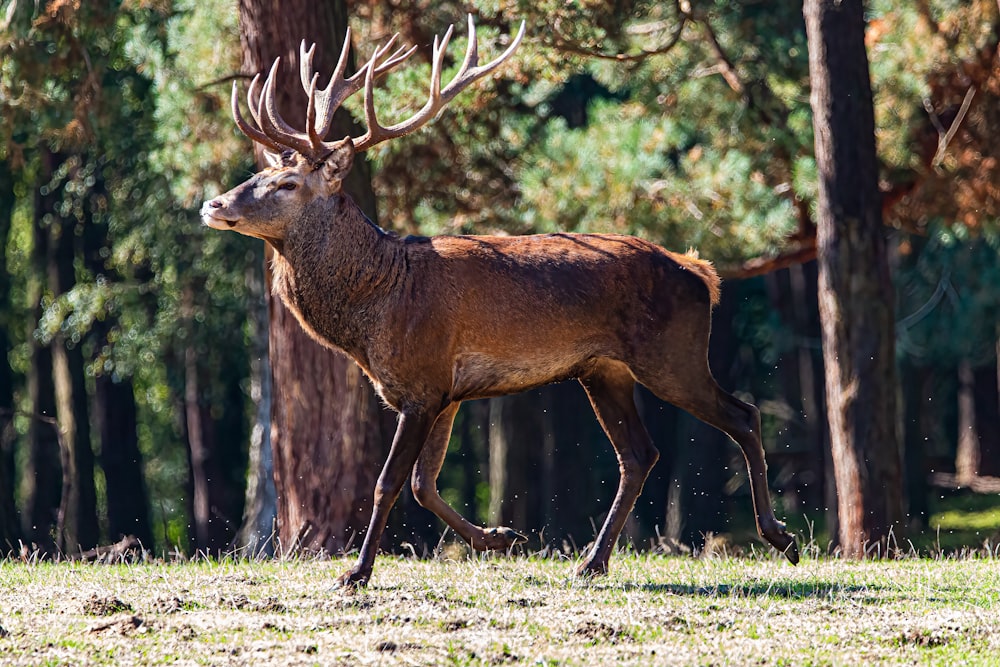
xmin=411 ymin=403 xmax=527 ymax=551
xmin=337 ymin=408 xmax=437 ymax=588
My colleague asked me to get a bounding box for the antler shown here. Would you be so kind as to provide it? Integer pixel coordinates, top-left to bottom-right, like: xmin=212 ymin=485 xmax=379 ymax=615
xmin=353 ymin=15 xmax=526 ymax=151
xmin=231 ymin=15 xmax=526 ymax=162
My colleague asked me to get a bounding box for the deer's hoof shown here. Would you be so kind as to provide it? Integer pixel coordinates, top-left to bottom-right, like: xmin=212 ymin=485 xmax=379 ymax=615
xmin=574 ymin=559 xmax=608 ymax=578
xmin=761 ymin=519 xmax=799 ymax=565
xmin=333 ymin=567 xmax=371 ymax=589
xmin=781 ymin=535 xmax=800 ymax=565
xmin=478 ymin=527 xmax=527 ymax=551
xmin=767 ymin=529 xmax=799 ymax=565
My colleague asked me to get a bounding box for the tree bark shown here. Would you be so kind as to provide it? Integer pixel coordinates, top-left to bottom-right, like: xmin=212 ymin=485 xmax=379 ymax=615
xmin=180 ymin=286 xmax=235 ymax=554
xmin=804 ymin=0 xmax=904 ymax=557
xmin=235 ymin=253 xmax=277 ymax=556
xmin=973 ymin=358 xmax=1000 ymax=477
xmin=35 ymin=150 xmax=100 ymax=554
xmin=956 ymin=361 xmax=978 ymax=484
xmin=0 ymin=159 xmax=20 ymax=552
xmin=50 ymin=259 xmax=100 ymax=555
xmin=900 ymin=360 xmax=929 ymax=529
xmin=238 ymin=0 xmax=389 ymax=554
xmin=23 ymin=339 xmax=60 ymax=553
xmin=94 ymin=372 xmax=152 ymax=547
xmin=23 ymin=180 xmax=60 ymax=552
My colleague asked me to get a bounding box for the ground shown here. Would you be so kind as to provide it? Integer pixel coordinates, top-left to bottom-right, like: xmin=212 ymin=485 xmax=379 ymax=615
xmin=2 ymin=549 xmax=999 ymax=666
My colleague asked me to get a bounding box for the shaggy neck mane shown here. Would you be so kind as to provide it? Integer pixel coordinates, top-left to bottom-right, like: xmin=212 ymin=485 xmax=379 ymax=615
xmin=269 ymin=192 xmax=405 ymax=362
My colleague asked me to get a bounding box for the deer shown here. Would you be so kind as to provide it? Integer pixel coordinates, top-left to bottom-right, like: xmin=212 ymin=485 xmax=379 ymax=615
xmin=201 ymin=16 xmax=799 ymax=587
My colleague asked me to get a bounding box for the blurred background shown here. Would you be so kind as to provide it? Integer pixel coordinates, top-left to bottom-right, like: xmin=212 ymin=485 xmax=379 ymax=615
xmin=1 ymin=0 xmax=999 ymax=559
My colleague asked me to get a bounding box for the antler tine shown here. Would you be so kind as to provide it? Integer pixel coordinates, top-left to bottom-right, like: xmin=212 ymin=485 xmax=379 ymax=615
xmin=298 ymin=41 xmax=317 ymax=93
xmin=298 ymin=35 xmax=347 ymax=145
xmin=259 ymin=58 xmax=315 ymax=156
xmin=305 ymin=73 xmax=321 ymax=150
xmin=440 ymin=17 xmax=525 ymax=100
xmin=429 ymin=24 xmax=455 ymax=104
xmin=307 ymin=31 xmax=417 ymax=145
xmin=457 ymin=13 xmax=479 ymax=75
xmin=246 ymin=73 xmax=264 ymax=126
xmin=233 ymin=17 xmax=523 ymax=160
xmin=351 ymin=15 xmax=526 ymax=152
xmin=377 ymin=42 xmax=417 ymax=74
xmin=231 ymin=77 xmax=285 ymax=154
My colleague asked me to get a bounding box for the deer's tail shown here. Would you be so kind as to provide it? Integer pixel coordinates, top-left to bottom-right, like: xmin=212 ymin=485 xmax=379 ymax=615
xmin=677 ymin=250 xmax=721 ymax=306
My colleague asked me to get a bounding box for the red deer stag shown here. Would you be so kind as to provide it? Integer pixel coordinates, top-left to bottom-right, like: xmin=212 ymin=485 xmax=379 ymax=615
xmin=202 ymin=16 xmax=799 ymax=587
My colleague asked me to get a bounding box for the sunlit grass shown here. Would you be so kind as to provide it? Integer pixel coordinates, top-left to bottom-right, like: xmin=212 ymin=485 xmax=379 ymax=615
xmin=933 ymin=505 xmax=1000 ymax=532
xmin=1 ymin=550 xmax=999 ymax=666
xmin=930 ymin=493 xmax=1000 ymax=535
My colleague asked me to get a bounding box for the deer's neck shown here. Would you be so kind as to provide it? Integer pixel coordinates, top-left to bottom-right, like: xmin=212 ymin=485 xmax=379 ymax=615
xmin=271 ymin=193 xmax=405 ymax=365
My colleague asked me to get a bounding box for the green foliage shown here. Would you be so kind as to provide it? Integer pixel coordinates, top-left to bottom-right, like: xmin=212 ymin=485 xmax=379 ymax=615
xmin=897 ymin=224 xmax=1000 ymax=366
xmin=355 ymin=0 xmax=813 ymax=270
xmin=1 ymin=0 xmax=999 ymax=556
xmin=513 ymin=101 xmax=796 ymax=262
xmin=1 ymin=0 xmax=252 ymax=550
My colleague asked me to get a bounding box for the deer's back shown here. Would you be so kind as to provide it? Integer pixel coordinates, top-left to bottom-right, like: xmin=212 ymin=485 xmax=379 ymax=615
xmin=418 ymin=232 xmax=713 ymax=312
xmin=383 ymin=232 xmax=717 ymax=402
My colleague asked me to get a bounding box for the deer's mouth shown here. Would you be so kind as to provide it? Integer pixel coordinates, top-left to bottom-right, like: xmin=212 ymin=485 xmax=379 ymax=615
xmin=201 ymin=213 xmax=239 ymax=230
xmin=200 ymin=202 xmax=241 ymax=229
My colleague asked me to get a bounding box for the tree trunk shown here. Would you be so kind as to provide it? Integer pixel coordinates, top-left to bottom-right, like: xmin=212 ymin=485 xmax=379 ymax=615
xmin=235 ymin=253 xmax=277 ymax=556
xmin=804 ymin=0 xmax=904 ymax=557
xmin=238 ymin=0 xmax=389 ymax=554
xmin=50 ymin=252 xmax=100 ymax=556
xmin=900 ymin=360 xmax=929 ymax=529
xmin=956 ymin=361 xmax=978 ymax=484
xmin=457 ymin=400 xmax=490 ymax=529
xmin=23 ymin=184 xmax=60 ymax=551
xmin=667 ymin=285 xmax=737 ymax=552
xmin=790 ymin=261 xmax=832 ymax=520
xmin=180 ymin=286 xmax=232 ymax=553
xmin=94 ymin=371 xmax=152 ymax=547
xmin=78 ymin=167 xmax=153 ymax=550
xmin=36 ymin=150 xmax=100 ymax=554
xmin=488 ymin=392 xmax=540 ymax=532
xmin=23 ymin=338 xmax=60 ymax=553
xmin=0 ymin=159 xmax=20 ymax=551
xmin=973 ymin=357 xmax=1000 ymax=478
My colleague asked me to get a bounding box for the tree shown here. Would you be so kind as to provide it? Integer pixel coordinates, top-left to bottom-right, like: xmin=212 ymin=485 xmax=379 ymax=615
xmin=237 ymin=0 xmax=391 ymax=554
xmin=804 ymin=0 xmax=904 ymax=556
xmin=0 ymin=159 xmax=21 ymax=551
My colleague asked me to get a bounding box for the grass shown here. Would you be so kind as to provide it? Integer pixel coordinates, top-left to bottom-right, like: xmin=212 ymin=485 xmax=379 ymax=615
xmin=2 ymin=549 xmax=1000 ymax=666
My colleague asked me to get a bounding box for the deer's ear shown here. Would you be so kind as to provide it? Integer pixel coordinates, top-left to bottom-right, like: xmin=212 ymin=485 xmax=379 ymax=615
xmin=320 ymin=137 xmax=355 ymax=185
xmin=263 ymin=150 xmax=283 ymax=168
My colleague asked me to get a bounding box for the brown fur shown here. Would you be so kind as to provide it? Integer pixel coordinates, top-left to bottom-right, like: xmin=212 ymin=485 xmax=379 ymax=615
xmin=202 ymin=153 xmax=797 ymax=588
xmin=676 ymin=251 xmax=721 ymax=306
xmin=203 ymin=33 xmax=795 ymax=584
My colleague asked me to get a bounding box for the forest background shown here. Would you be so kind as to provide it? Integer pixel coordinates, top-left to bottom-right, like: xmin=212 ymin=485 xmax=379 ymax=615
xmin=1 ymin=0 xmax=1000 ymax=561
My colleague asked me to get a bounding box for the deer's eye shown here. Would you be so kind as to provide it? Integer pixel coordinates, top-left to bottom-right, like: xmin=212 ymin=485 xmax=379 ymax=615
xmin=277 ymin=182 xmax=297 ymax=191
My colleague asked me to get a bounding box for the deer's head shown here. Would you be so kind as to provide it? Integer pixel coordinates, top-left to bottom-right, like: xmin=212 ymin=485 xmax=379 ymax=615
xmin=201 ymin=16 xmax=524 ymax=245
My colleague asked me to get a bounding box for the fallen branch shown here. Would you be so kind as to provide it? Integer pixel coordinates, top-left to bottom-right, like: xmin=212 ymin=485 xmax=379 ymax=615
xmin=928 ymin=472 xmax=1000 ymax=494
xmin=69 ymin=535 xmax=143 ymax=562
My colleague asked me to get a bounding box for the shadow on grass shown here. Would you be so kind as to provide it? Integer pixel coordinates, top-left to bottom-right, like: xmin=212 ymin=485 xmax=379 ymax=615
xmin=538 ymin=578 xmax=882 ymax=602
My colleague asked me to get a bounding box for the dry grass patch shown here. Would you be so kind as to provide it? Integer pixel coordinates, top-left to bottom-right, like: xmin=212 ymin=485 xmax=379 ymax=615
xmin=0 ymin=552 xmax=998 ymax=665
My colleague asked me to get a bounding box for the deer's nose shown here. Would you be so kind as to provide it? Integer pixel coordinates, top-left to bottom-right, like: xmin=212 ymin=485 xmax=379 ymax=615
xmin=208 ymin=199 xmax=224 ymax=209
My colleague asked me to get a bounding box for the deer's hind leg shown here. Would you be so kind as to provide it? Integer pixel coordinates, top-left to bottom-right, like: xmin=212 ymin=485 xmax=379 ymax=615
xmin=577 ymin=360 xmax=660 ymax=576
xmin=411 ymin=401 xmax=526 ymax=551
xmin=633 ymin=320 xmax=799 ymax=564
